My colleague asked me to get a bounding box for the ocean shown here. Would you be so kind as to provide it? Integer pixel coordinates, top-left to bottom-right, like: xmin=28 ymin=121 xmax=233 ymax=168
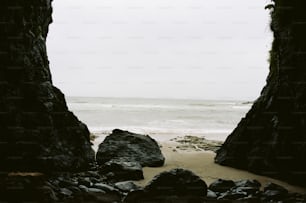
xmin=66 ymin=97 xmax=252 ymax=146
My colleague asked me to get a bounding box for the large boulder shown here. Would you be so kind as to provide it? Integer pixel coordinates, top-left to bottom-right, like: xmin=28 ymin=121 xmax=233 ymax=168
xmin=96 ymin=129 xmax=165 ymax=167
xmin=124 ymin=168 xmax=207 ymax=202
xmin=0 ymin=0 xmax=95 ymax=171
xmin=144 ymin=168 xmax=208 ymax=196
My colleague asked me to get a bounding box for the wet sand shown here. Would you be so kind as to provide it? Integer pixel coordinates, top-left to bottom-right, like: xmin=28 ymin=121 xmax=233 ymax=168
xmin=134 ymin=140 xmax=306 ymax=194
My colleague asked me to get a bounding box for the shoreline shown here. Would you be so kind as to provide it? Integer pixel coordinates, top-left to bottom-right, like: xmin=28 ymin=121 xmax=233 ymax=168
xmin=134 ymin=140 xmax=306 ymax=194
xmin=91 ymin=132 xmax=306 ymax=194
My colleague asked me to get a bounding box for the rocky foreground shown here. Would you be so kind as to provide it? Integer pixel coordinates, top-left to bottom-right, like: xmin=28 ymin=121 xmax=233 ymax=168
xmin=1 ymin=130 xmax=306 ymax=202
xmin=1 ymin=168 xmax=306 ymax=202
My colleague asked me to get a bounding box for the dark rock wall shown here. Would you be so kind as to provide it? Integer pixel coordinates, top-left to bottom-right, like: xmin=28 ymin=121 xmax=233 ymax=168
xmin=215 ymin=0 xmax=306 ymax=186
xmin=0 ymin=0 xmax=95 ymax=172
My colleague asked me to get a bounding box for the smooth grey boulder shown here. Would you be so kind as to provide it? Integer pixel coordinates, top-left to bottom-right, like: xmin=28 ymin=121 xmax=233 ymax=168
xmin=96 ymin=129 xmax=165 ymax=167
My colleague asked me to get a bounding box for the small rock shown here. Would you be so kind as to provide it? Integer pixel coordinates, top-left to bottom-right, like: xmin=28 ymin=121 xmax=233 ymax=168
xmin=78 ymin=177 xmax=91 ymax=187
xmin=93 ymin=183 xmax=117 ymax=192
xmin=79 ymin=185 xmax=89 ymax=192
xmin=262 ymin=183 xmax=289 ymax=201
xmin=59 ymin=188 xmax=73 ymax=197
xmin=40 ymin=185 xmax=58 ymax=202
xmin=99 ymin=159 xmax=144 ymax=181
xmin=234 ymin=180 xmax=261 ymax=188
xmin=209 ymin=179 xmax=235 ymax=193
xmin=123 ymin=189 xmax=146 ymax=203
xmin=105 ymin=172 xmax=115 ymax=178
xmin=85 ymin=171 xmax=101 ymax=178
xmin=59 ymin=179 xmax=78 ymax=188
xmin=207 ymin=189 xmax=217 ymax=199
xmin=218 ymin=190 xmax=247 ymax=200
xmin=263 ymin=182 xmax=288 ymax=193
xmin=237 ymin=196 xmax=261 ymax=201
xmin=68 ymin=186 xmax=81 ymax=193
xmin=115 ymin=181 xmax=141 ymax=192
xmin=90 ymin=177 xmax=101 ymax=183
xmin=234 ymin=186 xmax=259 ymax=195
xmin=263 ymin=189 xmax=287 ymax=201
xmin=87 ymin=188 xmax=106 ymax=193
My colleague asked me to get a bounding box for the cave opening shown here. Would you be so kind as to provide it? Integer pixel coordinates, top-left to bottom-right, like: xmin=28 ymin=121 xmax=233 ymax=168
xmin=46 ymin=0 xmax=272 ymax=144
xmin=2 ymin=0 xmax=306 ymax=201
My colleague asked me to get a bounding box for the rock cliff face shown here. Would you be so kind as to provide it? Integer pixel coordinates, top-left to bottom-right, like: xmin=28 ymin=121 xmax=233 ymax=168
xmin=0 ymin=0 xmax=94 ymax=172
xmin=215 ymin=0 xmax=306 ymax=186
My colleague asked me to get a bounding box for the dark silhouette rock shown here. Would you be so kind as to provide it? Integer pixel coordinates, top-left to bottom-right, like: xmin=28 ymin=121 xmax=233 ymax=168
xmin=93 ymin=183 xmax=116 ymax=192
xmin=99 ymin=159 xmax=144 ymax=181
xmin=3 ymin=174 xmax=305 ymax=203
xmin=218 ymin=190 xmax=247 ymax=200
xmin=124 ymin=168 xmax=207 ymax=202
xmin=96 ymin=129 xmax=164 ymax=181
xmin=215 ymin=0 xmax=306 ymax=186
xmin=66 ymin=192 xmax=122 ymax=203
xmin=208 ymin=179 xmax=235 ymax=193
xmin=96 ymin=129 xmax=165 ymax=167
xmin=115 ymin=181 xmax=142 ymax=193
xmin=0 ymin=0 xmax=95 ymax=172
xmin=87 ymin=188 xmax=105 ymax=193
xmin=263 ymin=182 xmax=288 ymax=194
xmin=234 ymin=179 xmax=261 ymax=188
xmin=262 ymin=182 xmax=289 ymax=201
xmin=145 ymin=168 xmax=207 ymax=196
xmin=59 ymin=188 xmax=73 ymax=198
xmin=78 ymin=177 xmax=92 ymax=187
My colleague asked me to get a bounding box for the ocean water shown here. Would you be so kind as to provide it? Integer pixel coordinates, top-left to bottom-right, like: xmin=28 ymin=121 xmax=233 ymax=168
xmin=66 ymin=97 xmax=253 ymax=143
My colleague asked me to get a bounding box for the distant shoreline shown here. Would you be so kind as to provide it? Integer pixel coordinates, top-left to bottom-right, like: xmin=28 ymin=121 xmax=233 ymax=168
xmin=66 ymin=96 xmax=254 ymax=104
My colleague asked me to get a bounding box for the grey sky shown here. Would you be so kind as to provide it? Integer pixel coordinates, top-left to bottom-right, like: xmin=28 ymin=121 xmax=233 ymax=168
xmin=47 ymin=0 xmax=272 ymax=100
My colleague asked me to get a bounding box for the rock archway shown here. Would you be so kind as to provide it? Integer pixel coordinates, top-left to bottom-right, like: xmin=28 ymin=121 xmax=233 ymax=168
xmin=1 ymin=0 xmax=306 ymax=188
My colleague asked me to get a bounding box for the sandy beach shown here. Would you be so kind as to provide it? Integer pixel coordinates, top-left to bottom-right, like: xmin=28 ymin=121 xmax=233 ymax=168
xmin=92 ymin=132 xmax=306 ymax=194
xmin=133 ymin=140 xmax=306 ymax=194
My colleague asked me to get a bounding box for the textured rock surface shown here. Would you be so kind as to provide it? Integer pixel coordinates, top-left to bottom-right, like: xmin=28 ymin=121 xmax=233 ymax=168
xmin=215 ymin=0 xmax=306 ymax=186
xmin=208 ymin=179 xmax=235 ymax=193
xmin=99 ymin=159 xmax=144 ymax=181
xmin=1 ymin=174 xmax=305 ymax=203
xmin=144 ymin=168 xmax=208 ymax=196
xmin=0 ymin=0 xmax=95 ymax=171
xmin=115 ymin=181 xmax=141 ymax=193
xmin=124 ymin=168 xmax=207 ymax=202
xmin=96 ymin=129 xmax=165 ymax=167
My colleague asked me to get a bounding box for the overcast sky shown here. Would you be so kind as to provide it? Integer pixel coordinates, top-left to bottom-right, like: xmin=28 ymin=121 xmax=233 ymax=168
xmin=47 ymin=0 xmax=272 ymax=100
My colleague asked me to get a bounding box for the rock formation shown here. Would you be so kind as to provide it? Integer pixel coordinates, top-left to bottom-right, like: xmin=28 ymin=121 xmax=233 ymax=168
xmin=123 ymin=168 xmax=208 ymax=203
xmin=215 ymin=0 xmax=306 ymax=186
xmin=96 ymin=129 xmax=165 ymax=181
xmin=97 ymin=129 xmax=165 ymax=167
xmin=0 ymin=0 xmax=95 ymax=172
